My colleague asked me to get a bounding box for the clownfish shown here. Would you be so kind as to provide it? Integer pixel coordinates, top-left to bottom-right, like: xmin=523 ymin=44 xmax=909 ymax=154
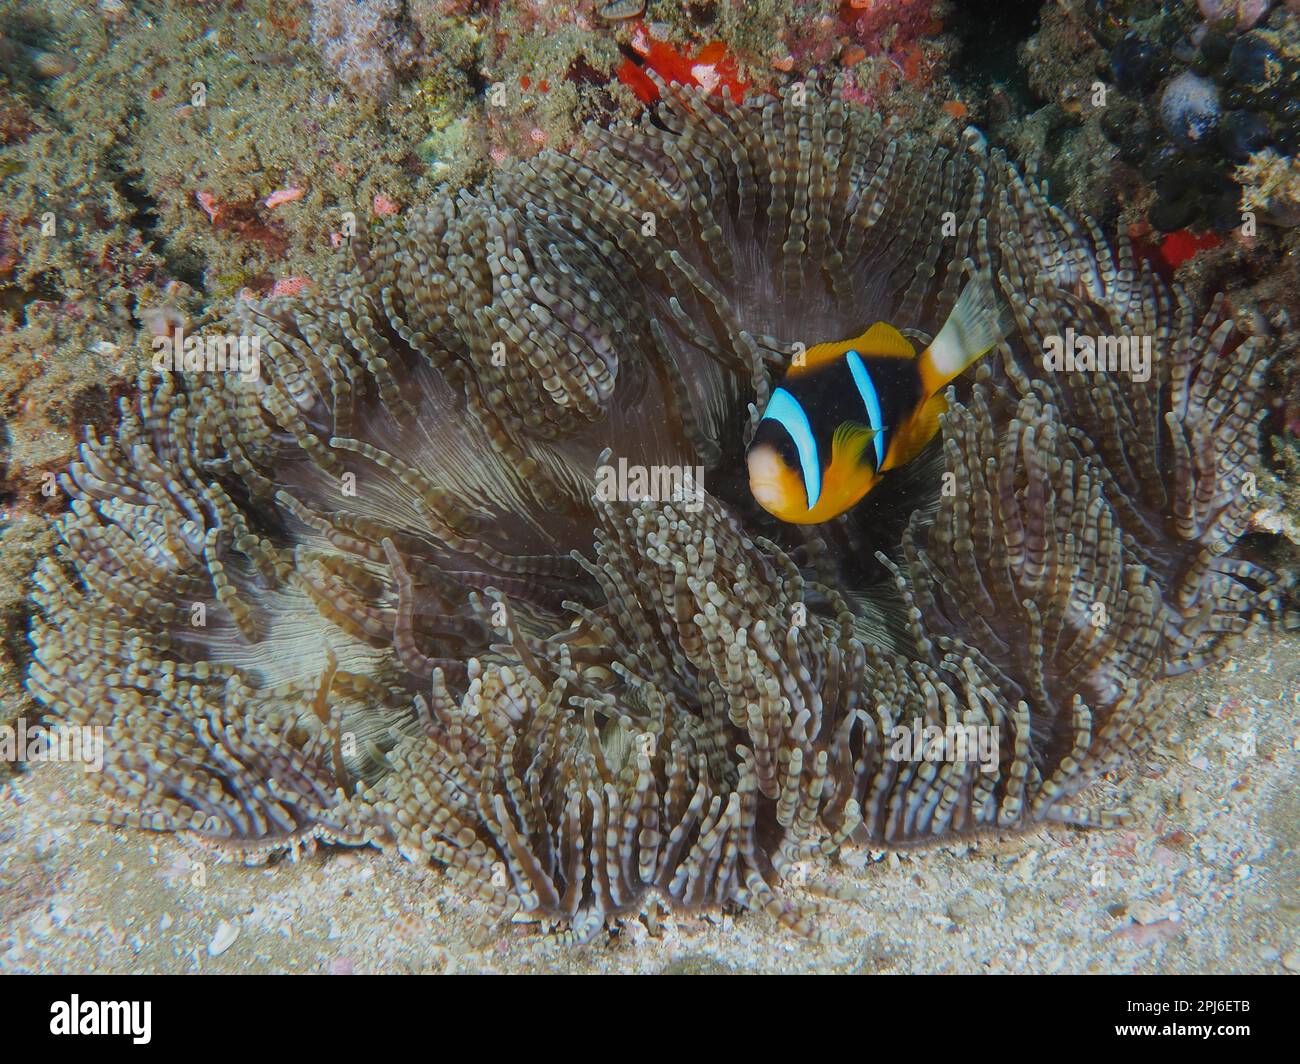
xmin=747 ymin=272 xmax=1013 ymax=525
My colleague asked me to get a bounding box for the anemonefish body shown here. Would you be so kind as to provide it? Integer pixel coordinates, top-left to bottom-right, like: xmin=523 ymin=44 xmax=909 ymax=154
xmin=747 ymin=273 xmax=1013 ymax=524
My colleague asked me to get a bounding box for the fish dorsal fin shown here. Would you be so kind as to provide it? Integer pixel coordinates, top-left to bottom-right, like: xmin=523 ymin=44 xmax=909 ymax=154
xmin=786 ymin=324 xmax=915 ymax=379
xmin=831 ymin=421 xmax=879 ymax=468
xmin=787 ymin=339 xmax=852 ymax=377
xmin=859 ymin=322 xmax=917 ymax=359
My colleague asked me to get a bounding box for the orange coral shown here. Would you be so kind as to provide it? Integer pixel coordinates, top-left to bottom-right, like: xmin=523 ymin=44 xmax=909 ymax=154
xmin=617 ymin=28 xmax=748 ymax=104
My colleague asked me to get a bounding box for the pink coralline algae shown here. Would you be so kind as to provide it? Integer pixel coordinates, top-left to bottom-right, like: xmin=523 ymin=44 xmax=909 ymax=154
xmin=841 ymin=0 xmax=943 ymax=58
xmin=269 ymin=276 xmax=312 ymax=298
xmin=195 ymin=190 xmax=220 ymax=223
xmin=754 ymin=0 xmax=945 ymax=102
xmin=243 ymin=276 xmax=313 ymax=300
xmin=310 ymin=0 xmax=421 ymax=104
xmin=264 ymin=186 xmax=306 ymax=209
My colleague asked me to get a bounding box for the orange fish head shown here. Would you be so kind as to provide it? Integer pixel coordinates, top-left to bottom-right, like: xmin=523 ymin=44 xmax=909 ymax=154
xmin=747 ymin=443 xmax=809 ymax=523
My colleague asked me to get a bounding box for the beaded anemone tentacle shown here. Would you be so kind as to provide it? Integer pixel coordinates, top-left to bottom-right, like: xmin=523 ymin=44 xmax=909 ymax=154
xmin=27 ymin=81 xmax=1282 ymax=933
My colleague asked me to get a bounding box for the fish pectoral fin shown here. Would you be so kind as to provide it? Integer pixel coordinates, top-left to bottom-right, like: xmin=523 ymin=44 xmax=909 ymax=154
xmin=804 ymin=424 xmax=881 ymax=522
xmin=831 ymin=421 xmax=879 ymax=467
xmin=859 ymin=321 xmax=917 ymax=359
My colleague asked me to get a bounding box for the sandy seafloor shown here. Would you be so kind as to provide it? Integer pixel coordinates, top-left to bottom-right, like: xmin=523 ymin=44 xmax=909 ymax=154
xmin=1 ymin=628 xmax=1295 ymax=975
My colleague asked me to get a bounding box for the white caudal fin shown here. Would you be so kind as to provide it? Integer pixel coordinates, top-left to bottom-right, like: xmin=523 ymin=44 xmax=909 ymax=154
xmin=919 ymin=271 xmax=1014 ymax=395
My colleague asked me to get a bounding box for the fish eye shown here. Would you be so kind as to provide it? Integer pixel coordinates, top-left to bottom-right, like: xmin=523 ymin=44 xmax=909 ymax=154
xmin=752 ymin=418 xmax=801 ymax=473
xmin=774 ymin=430 xmax=799 ymax=472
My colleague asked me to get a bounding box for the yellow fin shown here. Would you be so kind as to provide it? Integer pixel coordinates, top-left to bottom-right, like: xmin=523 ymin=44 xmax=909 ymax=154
xmin=831 ymin=421 xmax=879 ymax=467
xmin=802 ymin=426 xmax=880 ymax=523
xmin=787 ymin=323 xmax=915 ymax=378
xmin=787 ymin=339 xmax=851 ymax=377
xmin=859 ymin=321 xmax=917 ymax=359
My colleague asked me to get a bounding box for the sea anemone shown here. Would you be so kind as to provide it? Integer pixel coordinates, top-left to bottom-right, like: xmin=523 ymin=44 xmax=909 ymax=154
xmin=26 ymin=79 xmax=1283 ymax=942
